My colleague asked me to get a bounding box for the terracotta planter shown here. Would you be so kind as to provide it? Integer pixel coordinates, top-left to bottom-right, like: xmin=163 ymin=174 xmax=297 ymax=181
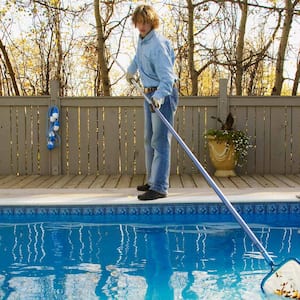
xmin=207 ymin=136 xmax=237 ymax=177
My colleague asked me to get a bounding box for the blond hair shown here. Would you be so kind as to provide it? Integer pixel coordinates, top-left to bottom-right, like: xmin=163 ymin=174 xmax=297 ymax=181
xmin=131 ymin=5 xmax=159 ymax=29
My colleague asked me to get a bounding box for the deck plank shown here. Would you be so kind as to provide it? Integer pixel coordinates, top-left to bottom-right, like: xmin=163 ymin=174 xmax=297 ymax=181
xmin=215 ymin=176 xmax=237 ymax=188
xmin=49 ymin=175 xmax=76 ymax=188
xmin=21 ymin=175 xmax=55 ymax=188
xmin=191 ymin=174 xmax=210 ymax=188
xmin=240 ymin=175 xmax=263 ymax=188
xmin=38 ymin=175 xmax=66 ymax=188
xmin=229 ymin=176 xmax=251 ymax=189
xmin=77 ymin=175 xmax=97 ymax=188
xmin=211 ymin=176 xmax=223 ymax=188
xmin=0 ymin=176 xmax=29 ymax=188
xmin=0 ymin=175 xmax=18 ymax=186
xmin=252 ymin=175 xmax=276 ymax=188
xmin=117 ymin=175 xmax=132 ymax=188
xmin=285 ymin=174 xmax=300 ymax=186
xmin=63 ymin=175 xmax=86 ymax=188
xmin=16 ymin=175 xmax=45 ymax=188
xmin=170 ymin=174 xmax=182 ymax=188
xmin=180 ymin=174 xmax=196 ymax=188
xmin=274 ymin=174 xmax=300 ymax=187
xmin=89 ymin=175 xmax=109 ymax=188
xmin=263 ymin=174 xmax=290 ymax=187
xmin=130 ymin=174 xmax=145 ymax=188
xmin=103 ymin=174 xmax=121 ymax=188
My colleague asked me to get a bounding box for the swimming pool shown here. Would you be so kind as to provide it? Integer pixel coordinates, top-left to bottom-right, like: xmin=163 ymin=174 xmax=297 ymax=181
xmin=0 ymin=201 xmax=299 ymax=299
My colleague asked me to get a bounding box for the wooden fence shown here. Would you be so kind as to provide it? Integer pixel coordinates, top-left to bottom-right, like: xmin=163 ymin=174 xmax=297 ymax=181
xmin=0 ymin=80 xmax=300 ymax=176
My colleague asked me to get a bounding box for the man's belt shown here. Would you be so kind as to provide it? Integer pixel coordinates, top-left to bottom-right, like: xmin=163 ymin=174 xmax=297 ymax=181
xmin=144 ymin=87 xmax=157 ymax=94
xmin=143 ymin=82 xmax=178 ymax=94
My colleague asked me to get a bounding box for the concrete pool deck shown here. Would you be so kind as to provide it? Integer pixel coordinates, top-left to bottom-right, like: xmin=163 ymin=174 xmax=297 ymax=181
xmin=0 ymin=187 xmax=299 ymax=206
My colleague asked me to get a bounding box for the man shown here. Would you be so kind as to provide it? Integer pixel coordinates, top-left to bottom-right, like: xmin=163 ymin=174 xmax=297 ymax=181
xmin=126 ymin=4 xmax=178 ymax=200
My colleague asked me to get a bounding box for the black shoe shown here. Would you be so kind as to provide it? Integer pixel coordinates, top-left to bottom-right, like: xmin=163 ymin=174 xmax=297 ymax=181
xmin=138 ymin=190 xmax=166 ymax=201
xmin=137 ymin=183 xmax=150 ymax=191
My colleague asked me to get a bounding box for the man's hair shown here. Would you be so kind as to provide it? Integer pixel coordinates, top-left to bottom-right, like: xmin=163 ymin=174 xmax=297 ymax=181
xmin=131 ymin=5 xmax=159 ymax=29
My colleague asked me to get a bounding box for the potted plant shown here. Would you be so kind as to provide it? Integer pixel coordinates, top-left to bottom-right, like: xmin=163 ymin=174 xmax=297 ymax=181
xmin=204 ymin=113 xmax=251 ymax=177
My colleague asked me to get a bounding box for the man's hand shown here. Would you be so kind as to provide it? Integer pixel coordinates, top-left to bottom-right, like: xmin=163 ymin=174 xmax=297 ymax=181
xmin=126 ymin=72 xmax=135 ymax=84
xmin=150 ymin=97 xmax=164 ymax=112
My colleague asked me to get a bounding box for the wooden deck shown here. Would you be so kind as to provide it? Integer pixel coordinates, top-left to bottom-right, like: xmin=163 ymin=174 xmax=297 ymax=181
xmin=0 ymin=174 xmax=300 ymax=189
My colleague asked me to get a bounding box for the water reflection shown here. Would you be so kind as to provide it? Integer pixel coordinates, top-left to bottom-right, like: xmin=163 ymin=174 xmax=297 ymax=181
xmin=142 ymin=227 xmax=174 ymax=300
xmin=0 ymin=222 xmax=298 ymax=299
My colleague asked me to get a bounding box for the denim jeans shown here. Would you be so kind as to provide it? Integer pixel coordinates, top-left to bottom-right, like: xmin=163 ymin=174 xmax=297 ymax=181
xmin=144 ymin=87 xmax=178 ymax=194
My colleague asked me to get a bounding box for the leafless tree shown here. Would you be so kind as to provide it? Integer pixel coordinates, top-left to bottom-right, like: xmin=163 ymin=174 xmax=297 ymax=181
xmin=0 ymin=38 xmax=20 ymax=95
xmin=292 ymin=48 xmax=300 ymax=95
xmin=93 ymin=0 xmax=131 ymax=96
xmin=272 ymin=0 xmax=300 ymax=95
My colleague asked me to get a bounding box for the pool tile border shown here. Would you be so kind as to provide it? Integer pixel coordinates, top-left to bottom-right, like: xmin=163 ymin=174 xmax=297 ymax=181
xmin=0 ymin=202 xmax=299 ymax=217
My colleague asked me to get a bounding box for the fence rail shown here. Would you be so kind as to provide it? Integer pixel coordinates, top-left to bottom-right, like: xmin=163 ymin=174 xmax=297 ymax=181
xmin=0 ymin=80 xmax=300 ymax=176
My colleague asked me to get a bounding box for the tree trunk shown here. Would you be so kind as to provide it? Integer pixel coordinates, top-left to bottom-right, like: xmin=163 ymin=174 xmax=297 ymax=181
xmin=187 ymin=0 xmax=198 ymax=96
xmin=292 ymin=49 xmax=300 ymax=95
xmin=0 ymin=38 xmax=20 ymax=95
xmin=235 ymin=0 xmax=247 ymax=96
xmin=272 ymin=0 xmax=295 ymax=95
xmin=94 ymin=0 xmax=111 ymax=96
xmin=54 ymin=1 xmax=63 ymax=95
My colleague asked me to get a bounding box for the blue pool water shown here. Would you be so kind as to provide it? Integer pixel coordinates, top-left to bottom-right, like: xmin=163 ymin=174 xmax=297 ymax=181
xmin=0 ymin=202 xmax=299 ymax=299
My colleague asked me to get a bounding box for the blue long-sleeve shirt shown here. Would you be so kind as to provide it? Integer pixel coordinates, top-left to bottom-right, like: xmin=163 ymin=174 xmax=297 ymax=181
xmin=127 ymin=30 xmax=176 ymax=100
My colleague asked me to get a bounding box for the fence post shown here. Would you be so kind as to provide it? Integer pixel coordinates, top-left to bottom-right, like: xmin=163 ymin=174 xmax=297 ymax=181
xmin=218 ymin=78 xmax=229 ymax=122
xmin=48 ymin=80 xmax=61 ymax=175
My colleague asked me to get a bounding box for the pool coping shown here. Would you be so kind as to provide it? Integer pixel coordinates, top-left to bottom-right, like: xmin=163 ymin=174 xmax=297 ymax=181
xmin=0 ymin=187 xmax=299 ymax=206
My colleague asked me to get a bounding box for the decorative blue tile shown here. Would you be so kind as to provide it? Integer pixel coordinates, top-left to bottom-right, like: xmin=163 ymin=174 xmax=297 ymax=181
xmin=2 ymin=208 xmax=14 ymax=215
xmin=278 ymin=204 xmax=289 ymax=213
xmin=255 ymin=205 xmax=265 ymax=214
xmin=59 ymin=208 xmax=71 ymax=215
xmin=128 ymin=207 xmax=139 ymax=215
xmin=48 ymin=208 xmax=59 ymax=215
xmin=220 ymin=205 xmax=230 ymax=214
xmin=175 ymin=206 xmax=185 ymax=215
xmin=71 ymin=208 xmax=82 ymax=215
xmin=81 ymin=207 xmax=91 ymax=215
xmin=94 ymin=207 xmax=106 ymax=215
xmin=141 ymin=207 xmax=151 ymax=215
xmin=25 ymin=207 xmax=36 ymax=215
xmin=14 ymin=208 xmax=25 ymax=215
xmin=209 ymin=205 xmax=220 ymax=214
xmin=243 ymin=204 xmax=254 ymax=214
xmin=267 ymin=204 xmax=277 ymax=213
xmin=116 ymin=207 xmax=127 ymax=215
xmin=234 ymin=205 xmax=242 ymax=214
xmin=37 ymin=207 xmax=48 ymax=214
xmin=290 ymin=203 xmax=300 ymax=213
xmin=186 ymin=206 xmax=197 ymax=215
xmin=163 ymin=206 xmax=175 ymax=215
xmin=198 ymin=205 xmax=208 ymax=214
xmin=105 ymin=207 xmax=115 ymax=215
xmin=152 ymin=207 xmax=162 ymax=215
